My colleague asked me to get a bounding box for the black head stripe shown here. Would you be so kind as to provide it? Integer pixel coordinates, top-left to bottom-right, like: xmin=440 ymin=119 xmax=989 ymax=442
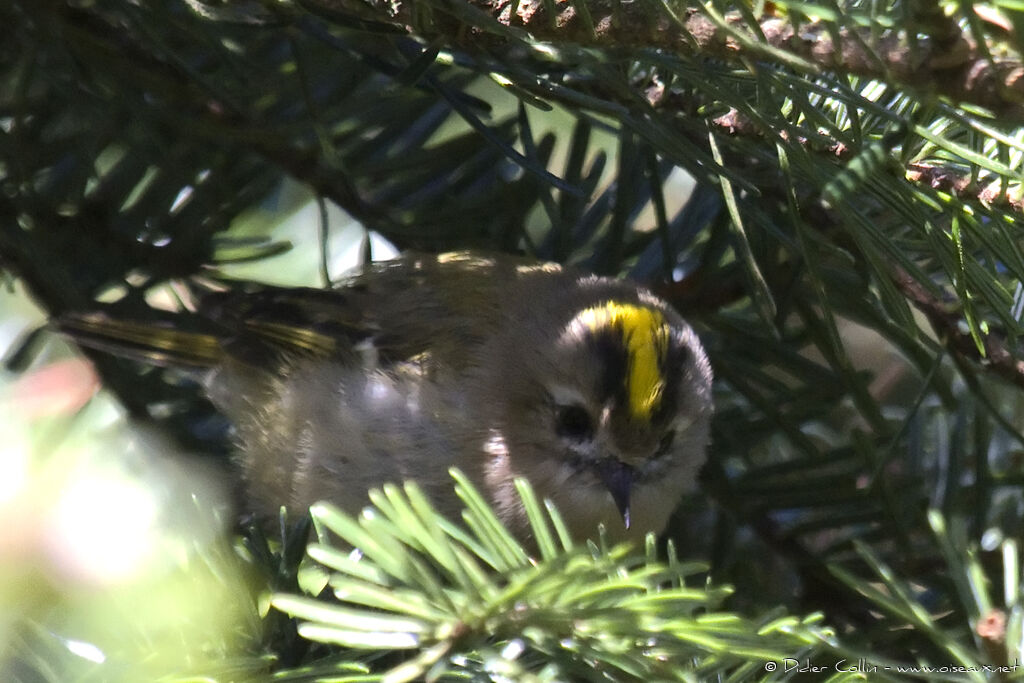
xmin=587 ymin=325 xmax=630 ymax=408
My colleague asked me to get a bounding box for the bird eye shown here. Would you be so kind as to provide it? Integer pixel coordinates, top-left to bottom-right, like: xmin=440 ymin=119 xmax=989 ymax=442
xmin=555 ymin=404 xmax=594 ymax=442
xmin=655 ymin=429 xmax=676 ymax=456
xmin=674 ymin=343 xmax=689 ymax=364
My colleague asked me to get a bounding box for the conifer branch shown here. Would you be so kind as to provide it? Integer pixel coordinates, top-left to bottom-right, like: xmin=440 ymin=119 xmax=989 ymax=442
xmin=890 ymin=263 xmax=1024 ymax=390
xmin=711 ymin=110 xmax=1024 ymax=213
xmin=308 ymin=0 xmax=1024 ymax=119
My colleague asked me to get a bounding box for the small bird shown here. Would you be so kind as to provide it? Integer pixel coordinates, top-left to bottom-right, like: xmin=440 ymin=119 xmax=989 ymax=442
xmin=60 ymin=252 xmax=713 ymax=543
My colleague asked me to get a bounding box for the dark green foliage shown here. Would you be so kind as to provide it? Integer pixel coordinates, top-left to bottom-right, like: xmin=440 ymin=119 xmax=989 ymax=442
xmin=5 ymin=0 xmax=1024 ymax=679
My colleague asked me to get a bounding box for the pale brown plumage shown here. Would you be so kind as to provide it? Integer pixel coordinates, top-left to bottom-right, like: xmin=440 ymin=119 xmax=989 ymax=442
xmin=60 ymin=252 xmax=713 ymax=543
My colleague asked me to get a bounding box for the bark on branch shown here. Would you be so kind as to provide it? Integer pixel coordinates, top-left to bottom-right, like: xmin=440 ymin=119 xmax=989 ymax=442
xmin=307 ymin=0 xmax=1024 ymax=120
xmin=890 ymin=263 xmax=1024 ymax=390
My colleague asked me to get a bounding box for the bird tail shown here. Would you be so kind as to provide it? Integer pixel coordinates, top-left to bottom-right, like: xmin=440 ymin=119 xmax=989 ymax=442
xmin=57 ymin=311 xmax=225 ymax=368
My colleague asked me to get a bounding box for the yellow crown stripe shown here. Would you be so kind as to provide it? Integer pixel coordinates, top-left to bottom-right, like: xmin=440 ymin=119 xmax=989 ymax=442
xmin=579 ymin=303 xmax=670 ymax=420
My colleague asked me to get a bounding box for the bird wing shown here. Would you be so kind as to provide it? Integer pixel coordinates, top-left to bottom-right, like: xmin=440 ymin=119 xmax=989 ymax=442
xmin=57 ymin=310 xmax=227 ymax=367
xmin=58 ymin=284 xmax=395 ymax=367
xmin=58 ymin=252 xmax=533 ymax=371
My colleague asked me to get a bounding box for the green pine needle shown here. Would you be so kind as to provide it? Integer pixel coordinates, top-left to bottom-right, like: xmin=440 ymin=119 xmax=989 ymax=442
xmin=271 ymin=471 xmax=838 ymax=682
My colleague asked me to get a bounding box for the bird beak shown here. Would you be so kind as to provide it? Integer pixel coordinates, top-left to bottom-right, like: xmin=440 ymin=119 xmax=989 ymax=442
xmin=595 ymin=459 xmax=634 ymax=529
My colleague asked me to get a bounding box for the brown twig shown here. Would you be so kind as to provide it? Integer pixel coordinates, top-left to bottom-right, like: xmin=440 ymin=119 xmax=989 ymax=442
xmin=307 ymin=0 xmax=1024 ymax=120
xmin=708 ymin=108 xmax=1024 ymax=213
xmin=906 ymin=164 xmax=1024 ymax=211
xmin=889 ymin=263 xmax=1024 ymax=390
